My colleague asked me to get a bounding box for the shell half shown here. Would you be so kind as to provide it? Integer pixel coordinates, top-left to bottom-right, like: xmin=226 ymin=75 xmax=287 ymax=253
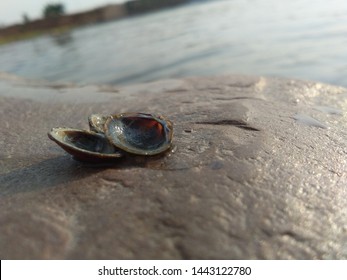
xmin=104 ymin=113 xmax=173 ymax=155
xmin=48 ymin=127 xmax=124 ymax=162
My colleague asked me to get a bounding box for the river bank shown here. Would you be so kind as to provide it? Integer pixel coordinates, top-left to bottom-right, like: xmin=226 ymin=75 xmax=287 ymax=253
xmin=0 ymin=0 xmax=189 ymax=45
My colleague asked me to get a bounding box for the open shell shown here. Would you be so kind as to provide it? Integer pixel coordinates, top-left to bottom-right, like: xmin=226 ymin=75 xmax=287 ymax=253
xmin=104 ymin=113 xmax=173 ymax=155
xmin=48 ymin=127 xmax=124 ymax=162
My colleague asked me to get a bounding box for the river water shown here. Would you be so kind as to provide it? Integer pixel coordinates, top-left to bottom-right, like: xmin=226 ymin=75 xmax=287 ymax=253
xmin=1 ymin=0 xmax=347 ymax=87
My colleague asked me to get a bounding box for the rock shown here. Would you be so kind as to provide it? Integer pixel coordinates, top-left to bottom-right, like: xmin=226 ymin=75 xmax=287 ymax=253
xmin=1 ymin=73 xmax=347 ymax=259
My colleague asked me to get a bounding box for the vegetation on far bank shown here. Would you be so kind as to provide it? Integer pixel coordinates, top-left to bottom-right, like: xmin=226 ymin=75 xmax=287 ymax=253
xmin=0 ymin=2 xmax=69 ymax=45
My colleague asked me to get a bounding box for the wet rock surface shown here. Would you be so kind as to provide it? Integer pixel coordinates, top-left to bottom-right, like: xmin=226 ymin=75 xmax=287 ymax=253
xmin=1 ymin=73 xmax=347 ymax=259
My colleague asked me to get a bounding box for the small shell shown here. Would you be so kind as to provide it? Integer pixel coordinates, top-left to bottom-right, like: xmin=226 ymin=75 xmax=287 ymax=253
xmin=104 ymin=113 xmax=173 ymax=155
xmin=48 ymin=127 xmax=124 ymax=162
xmin=88 ymin=114 xmax=109 ymax=134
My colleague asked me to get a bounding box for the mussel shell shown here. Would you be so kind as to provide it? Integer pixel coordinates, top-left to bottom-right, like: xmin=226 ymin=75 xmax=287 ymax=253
xmin=104 ymin=113 xmax=173 ymax=155
xmin=88 ymin=114 xmax=109 ymax=134
xmin=48 ymin=127 xmax=124 ymax=162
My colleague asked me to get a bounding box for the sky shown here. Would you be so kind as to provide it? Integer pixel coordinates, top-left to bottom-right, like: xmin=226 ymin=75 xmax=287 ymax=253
xmin=0 ymin=0 xmax=128 ymax=26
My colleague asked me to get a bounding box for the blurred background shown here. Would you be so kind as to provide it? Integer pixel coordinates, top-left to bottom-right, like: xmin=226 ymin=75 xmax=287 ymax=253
xmin=0 ymin=0 xmax=346 ymax=87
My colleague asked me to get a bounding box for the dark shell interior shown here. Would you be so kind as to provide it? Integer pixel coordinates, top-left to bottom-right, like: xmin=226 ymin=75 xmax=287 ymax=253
xmin=121 ymin=117 xmax=166 ymax=150
xmin=105 ymin=113 xmax=172 ymax=155
xmin=61 ymin=130 xmax=115 ymax=154
xmin=48 ymin=128 xmax=123 ymax=161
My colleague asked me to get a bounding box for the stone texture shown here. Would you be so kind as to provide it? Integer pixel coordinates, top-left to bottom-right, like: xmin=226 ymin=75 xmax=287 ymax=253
xmin=1 ymin=72 xmax=347 ymax=259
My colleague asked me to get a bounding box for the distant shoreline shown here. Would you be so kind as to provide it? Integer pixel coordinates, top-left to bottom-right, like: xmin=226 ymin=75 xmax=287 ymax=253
xmin=0 ymin=0 xmax=189 ymax=45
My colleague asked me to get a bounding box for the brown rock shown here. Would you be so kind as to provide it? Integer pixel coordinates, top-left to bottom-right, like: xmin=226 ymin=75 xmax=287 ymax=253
xmin=1 ymin=73 xmax=347 ymax=259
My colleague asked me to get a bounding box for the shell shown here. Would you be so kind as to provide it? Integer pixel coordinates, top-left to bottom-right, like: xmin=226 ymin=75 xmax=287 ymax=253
xmin=88 ymin=114 xmax=109 ymax=134
xmin=48 ymin=127 xmax=124 ymax=162
xmin=104 ymin=113 xmax=173 ymax=155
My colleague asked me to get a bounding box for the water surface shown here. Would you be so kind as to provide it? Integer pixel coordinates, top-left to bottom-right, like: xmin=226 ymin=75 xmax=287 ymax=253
xmin=0 ymin=0 xmax=347 ymax=87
